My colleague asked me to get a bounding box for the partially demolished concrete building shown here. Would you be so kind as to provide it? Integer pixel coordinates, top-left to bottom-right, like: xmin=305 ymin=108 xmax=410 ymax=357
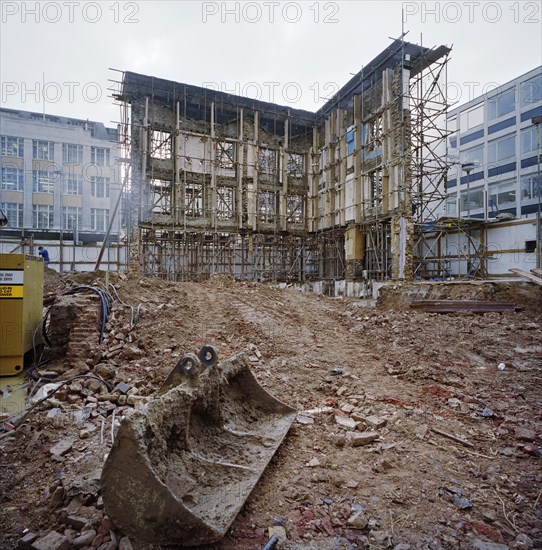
xmin=116 ymin=39 xmax=451 ymax=287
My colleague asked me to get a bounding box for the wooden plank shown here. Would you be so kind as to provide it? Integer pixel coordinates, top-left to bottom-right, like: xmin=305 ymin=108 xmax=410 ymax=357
xmin=430 ymin=427 xmax=474 ymax=448
xmin=509 ymin=268 xmax=542 ymax=286
xmin=531 ymin=268 xmax=542 ymax=277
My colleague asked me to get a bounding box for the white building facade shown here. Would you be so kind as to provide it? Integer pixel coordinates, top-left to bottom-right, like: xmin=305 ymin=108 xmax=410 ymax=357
xmin=445 ymin=66 xmax=542 ymax=275
xmin=0 ymin=108 xmax=126 ymax=270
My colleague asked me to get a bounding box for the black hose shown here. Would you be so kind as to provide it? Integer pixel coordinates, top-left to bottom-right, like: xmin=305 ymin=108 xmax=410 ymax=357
xmin=261 ymin=535 xmax=279 ymax=550
xmin=62 ymin=286 xmax=113 ymax=343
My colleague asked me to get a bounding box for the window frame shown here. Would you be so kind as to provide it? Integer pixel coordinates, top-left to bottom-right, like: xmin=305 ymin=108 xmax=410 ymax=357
xmin=1 ymin=202 xmax=24 ymax=227
xmin=459 ymin=103 xmax=483 ymax=131
xmin=488 ymin=133 xmax=516 ymax=164
xmin=62 ymin=206 xmax=83 ymax=230
xmin=33 ymin=170 xmax=56 ymax=193
xmin=487 ymin=87 xmax=516 ymax=121
xmin=1 ymin=167 xmax=24 ymax=191
xmin=488 ymin=178 xmax=517 ymax=210
xmin=1 ymin=136 xmax=24 ymax=157
xmin=91 ymin=146 xmax=111 ymax=166
xmin=32 ymin=140 xmax=54 ymax=160
xmin=62 ymin=143 xmax=83 ymax=164
xmin=90 ymin=176 xmax=110 ymax=198
xmin=32 ymin=204 xmax=54 ymax=229
xmin=91 ymin=208 xmax=110 ymax=232
xmin=520 ymin=73 xmax=542 ymax=107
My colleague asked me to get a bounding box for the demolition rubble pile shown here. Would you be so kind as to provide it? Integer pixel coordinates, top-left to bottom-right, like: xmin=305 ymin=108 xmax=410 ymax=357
xmin=1 ymin=271 xmax=541 ymax=550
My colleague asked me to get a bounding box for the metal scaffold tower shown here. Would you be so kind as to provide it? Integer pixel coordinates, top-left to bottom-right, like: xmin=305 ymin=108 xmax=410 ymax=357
xmin=406 ymin=45 xmax=453 ymax=278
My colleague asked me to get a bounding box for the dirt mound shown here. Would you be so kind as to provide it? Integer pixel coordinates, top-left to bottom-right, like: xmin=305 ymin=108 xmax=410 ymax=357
xmin=378 ymin=280 xmax=542 ymax=313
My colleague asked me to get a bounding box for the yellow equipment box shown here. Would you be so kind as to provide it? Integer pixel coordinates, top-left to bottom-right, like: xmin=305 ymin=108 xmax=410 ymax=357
xmin=0 ymin=254 xmax=44 ymax=376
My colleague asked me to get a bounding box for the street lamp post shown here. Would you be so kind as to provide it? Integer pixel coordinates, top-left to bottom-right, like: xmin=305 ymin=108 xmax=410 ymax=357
xmin=462 ymin=162 xmax=475 ymax=219
xmin=532 ymin=115 xmax=542 ymax=269
xmin=461 ymin=162 xmax=475 ymax=277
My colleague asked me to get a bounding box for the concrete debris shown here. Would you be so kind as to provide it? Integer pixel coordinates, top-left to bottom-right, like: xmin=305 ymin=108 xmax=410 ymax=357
xmin=472 ymin=540 xmax=509 ymax=550
xmin=364 ymin=415 xmax=387 ymax=429
xmin=49 ymin=438 xmax=75 ymax=457
xmin=118 ymin=536 xmax=134 ymax=550
xmin=373 ymin=459 xmax=393 ymax=473
xmin=296 ymin=414 xmax=315 ymax=425
xmin=63 ymin=516 xmax=88 ymax=530
xmin=415 ymin=424 xmax=429 ymax=439
xmin=335 ymin=415 xmax=358 ymax=430
xmin=31 ymin=384 xmax=62 ymax=406
xmin=511 ymin=534 xmax=534 ymax=549
xmin=267 ymin=525 xmax=287 ymax=542
xmin=347 ymin=431 xmax=379 ymax=447
xmin=17 ymin=532 xmax=38 ymax=549
xmin=515 ymin=427 xmax=537 ymax=442
xmin=31 ymin=531 xmax=70 ymax=550
xmin=347 ymin=510 xmax=368 ymax=529
xmin=46 ymin=408 xmax=62 ymax=420
xmin=303 ymin=407 xmax=334 ymax=416
xmin=72 ymin=530 xmax=96 ymax=549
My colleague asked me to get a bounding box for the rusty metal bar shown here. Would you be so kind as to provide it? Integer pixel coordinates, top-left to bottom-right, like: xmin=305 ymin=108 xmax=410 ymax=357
xmin=410 ymin=300 xmax=517 ymax=313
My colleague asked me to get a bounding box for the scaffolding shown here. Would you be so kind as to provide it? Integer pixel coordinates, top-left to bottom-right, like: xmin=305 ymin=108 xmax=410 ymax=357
xmin=112 ymin=38 xmax=456 ymax=284
xmin=406 ymin=43 xmax=453 ymax=278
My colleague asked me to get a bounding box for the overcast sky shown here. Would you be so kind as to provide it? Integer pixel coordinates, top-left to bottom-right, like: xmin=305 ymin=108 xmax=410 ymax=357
xmin=1 ymin=0 xmax=541 ymax=128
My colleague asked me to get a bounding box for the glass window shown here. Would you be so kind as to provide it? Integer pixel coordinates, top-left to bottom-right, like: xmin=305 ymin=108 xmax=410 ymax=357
xmin=520 ymin=73 xmax=542 ymax=107
xmin=1 ymin=167 xmax=24 ymax=191
xmin=33 ymin=205 xmax=54 ymax=228
xmin=1 ymin=136 xmax=24 ymax=157
xmin=448 ymin=116 xmax=457 ymax=134
xmin=62 ymin=206 xmax=82 ymax=230
xmin=91 ymin=146 xmax=111 ymax=166
xmin=445 ymin=194 xmax=457 ymax=215
xmin=521 ymin=173 xmax=542 ymax=200
xmin=459 ymin=104 xmax=483 ymax=131
xmin=33 ymin=140 xmax=54 ymax=160
xmin=91 ymin=208 xmax=109 ymax=232
xmin=62 ymin=143 xmax=83 ymax=163
xmin=33 ymin=171 xmax=56 ymax=193
xmin=521 ymin=126 xmax=540 ymax=155
xmin=460 ymin=187 xmax=484 ymax=212
xmin=1 ymin=202 xmax=23 ymax=227
xmin=488 ymin=88 xmax=516 ymax=120
xmin=488 ymin=179 xmax=517 ymax=210
xmin=488 ymin=134 xmax=516 ymax=163
xmin=460 ymin=145 xmax=484 ymax=167
xmin=63 ymin=174 xmax=82 ymax=195
xmin=90 ymin=176 xmax=110 ymax=198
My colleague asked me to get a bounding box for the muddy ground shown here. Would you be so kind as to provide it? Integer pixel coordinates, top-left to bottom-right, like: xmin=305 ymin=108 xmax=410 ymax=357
xmin=1 ymin=272 xmax=541 ymax=550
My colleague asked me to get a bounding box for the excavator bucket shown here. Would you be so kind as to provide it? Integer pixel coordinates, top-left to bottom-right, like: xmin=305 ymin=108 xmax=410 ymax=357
xmin=101 ymin=346 xmax=296 ymax=546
